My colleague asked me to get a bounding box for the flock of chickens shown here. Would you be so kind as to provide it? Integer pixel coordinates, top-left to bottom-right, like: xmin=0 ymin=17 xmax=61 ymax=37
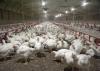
xmin=0 ymin=21 xmax=99 ymax=70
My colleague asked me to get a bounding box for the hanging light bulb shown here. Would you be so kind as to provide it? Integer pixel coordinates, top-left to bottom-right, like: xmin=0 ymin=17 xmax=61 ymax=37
xmin=71 ymin=7 xmax=76 ymax=12
xmin=81 ymin=0 xmax=89 ymax=7
xmin=42 ymin=0 xmax=46 ymax=6
xmin=65 ymin=10 xmax=69 ymax=14
xmin=55 ymin=13 xmax=62 ymax=18
xmin=81 ymin=1 xmax=89 ymax=7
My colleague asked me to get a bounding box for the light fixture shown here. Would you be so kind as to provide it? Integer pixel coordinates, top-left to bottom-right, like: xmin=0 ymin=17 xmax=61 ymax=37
xmin=55 ymin=15 xmax=58 ymax=18
xmin=42 ymin=0 xmax=46 ymax=6
xmin=43 ymin=10 xmax=47 ymax=13
xmin=81 ymin=1 xmax=89 ymax=7
xmin=58 ymin=14 xmax=62 ymax=16
xmin=71 ymin=7 xmax=76 ymax=12
xmin=65 ymin=10 xmax=69 ymax=14
xmin=55 ymin=13 xmax=62 ymax=18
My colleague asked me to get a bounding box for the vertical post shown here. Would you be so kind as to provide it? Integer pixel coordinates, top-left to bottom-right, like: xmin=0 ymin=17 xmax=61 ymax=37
xmin=1 ymin=9 xmax=4 ymax=20
xmin=72 ymin=13 xmax=74 ymax=25
xmin=89 ymin=35 xmax=91 ymax=42
xmin=7 ymin=10 xmax=10 ymax=20
xmin=0 ymin=9 xmax=3 ymax=20
xmin=21 ymin=0 xmax=24 ymax=22
xmin=72 ymin=11 xmax=75 ymax=26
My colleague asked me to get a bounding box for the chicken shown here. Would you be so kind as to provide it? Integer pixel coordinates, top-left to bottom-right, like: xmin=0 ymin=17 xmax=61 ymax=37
xmin=16 ymin=44 xmax=35 ymax=64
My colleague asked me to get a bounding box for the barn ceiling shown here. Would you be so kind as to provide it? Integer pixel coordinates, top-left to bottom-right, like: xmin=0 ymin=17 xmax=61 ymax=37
xmin=0 ymin=0 xmax=100 ymax=20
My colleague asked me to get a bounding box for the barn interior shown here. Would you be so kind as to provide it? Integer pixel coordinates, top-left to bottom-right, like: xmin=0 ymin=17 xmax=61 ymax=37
xmin=0 ymin=0 xmax=100 ymax=71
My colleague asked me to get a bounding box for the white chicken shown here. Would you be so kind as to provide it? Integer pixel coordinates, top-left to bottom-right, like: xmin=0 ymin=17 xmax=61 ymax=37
xmin=52 ymin=49 xmax=77 ymax=65
xmin=62 ymin=40 xmax=69 ymax=49
xmin=28 ymin=38 xmax=37 ymax=47
xmin=64 ymin=51 xmax=77 ymax=65
xmin=70 ymin=38 xmax=85 ymax=54
xmin=57 ymin=33 xmax=65 ymax=39
xmin=76 ymin=54 xmax=91 ymax=70
xmin=16 ymin=43 xmax=35 ymax=64
xmin=56 ymin=40 xmax=63 ymax=49
xmin=0 ymin=40 xmax=15 ymax=59
xmin=34 ymin=41 xmax=44 ymax=51
xmin=44 ymin=38 xmax=57 ymax=51
xmin=52 ymin=49 xmax=69 ymax=61
xmin=86 ymin=49 xmax=95 ymax=56
xmin=65 ymin=34 xmax=76 ymax=43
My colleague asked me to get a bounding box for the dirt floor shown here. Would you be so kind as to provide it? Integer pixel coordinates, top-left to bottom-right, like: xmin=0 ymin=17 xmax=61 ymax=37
xmin=0 ymin=51 xmax=98 ymax=71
